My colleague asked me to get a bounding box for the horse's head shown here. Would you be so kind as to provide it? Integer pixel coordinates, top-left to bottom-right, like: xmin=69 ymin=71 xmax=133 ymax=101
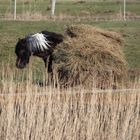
xmin=15 ymin=38 xmax=31 ymax=69
xmin=15 ymin=31 xmax=64 ymax=70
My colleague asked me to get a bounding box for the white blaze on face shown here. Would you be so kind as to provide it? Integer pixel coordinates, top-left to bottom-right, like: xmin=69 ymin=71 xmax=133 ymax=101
xmin=27 ymin=33 xmax=51 ymax=52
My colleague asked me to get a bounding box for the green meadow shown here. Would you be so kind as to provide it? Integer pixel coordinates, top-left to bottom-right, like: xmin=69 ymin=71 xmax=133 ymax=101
xmin=0 ymin=20 xmax=139 ymax=69
xmin=0 ymin=0 xmax=140 ymax=18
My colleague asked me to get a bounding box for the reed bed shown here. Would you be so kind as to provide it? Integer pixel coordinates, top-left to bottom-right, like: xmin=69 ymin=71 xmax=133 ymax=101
xmin=0 ymin=64 xmax=140 ymax=140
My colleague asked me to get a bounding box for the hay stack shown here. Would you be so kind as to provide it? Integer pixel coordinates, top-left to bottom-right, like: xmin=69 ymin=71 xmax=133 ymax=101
xmin=53 ymin=24 xmax=127 ymax=88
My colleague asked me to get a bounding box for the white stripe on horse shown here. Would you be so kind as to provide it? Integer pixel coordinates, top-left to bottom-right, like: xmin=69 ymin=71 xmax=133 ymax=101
xmin=27 ymin=33 xmax=51 ymax=52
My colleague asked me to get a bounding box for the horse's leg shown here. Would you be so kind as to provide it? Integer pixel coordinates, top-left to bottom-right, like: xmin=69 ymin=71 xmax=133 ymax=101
xmin=43 ymin=55 xmax=52 ymax=72
xmin=43 ymin=57 xmax=48 ymax=68
xmin=43 ymin=55 xmax=53 ymax=85
xmin=48 ymin=55 xmax=53 ymax=73
xmin=48 ymin=55 xmax=53 ymax=85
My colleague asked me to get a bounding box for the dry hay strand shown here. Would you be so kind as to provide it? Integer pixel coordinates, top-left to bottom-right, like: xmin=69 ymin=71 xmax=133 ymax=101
xmin=53 ymin=24 xmax=127 ymax=88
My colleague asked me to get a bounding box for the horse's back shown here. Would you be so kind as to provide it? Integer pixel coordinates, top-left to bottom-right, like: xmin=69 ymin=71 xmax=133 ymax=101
xmin=41 ymin=30 xmax=64 ymax=45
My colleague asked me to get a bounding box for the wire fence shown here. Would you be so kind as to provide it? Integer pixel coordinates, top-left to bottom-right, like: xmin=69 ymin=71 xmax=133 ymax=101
xmin=0 ymin=0 xmax=140 ymax=21
xmin=0 ymin=88 xmax=140 ymax=96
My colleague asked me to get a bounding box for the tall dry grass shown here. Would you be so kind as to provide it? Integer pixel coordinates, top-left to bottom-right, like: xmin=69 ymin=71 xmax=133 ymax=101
xmin=0 ymin=64 xmax=140 ymax=140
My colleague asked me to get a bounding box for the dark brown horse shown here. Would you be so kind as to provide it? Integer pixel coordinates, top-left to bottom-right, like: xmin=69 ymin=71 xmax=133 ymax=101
xmin=15 ymin=30 xmax=63 ymax=72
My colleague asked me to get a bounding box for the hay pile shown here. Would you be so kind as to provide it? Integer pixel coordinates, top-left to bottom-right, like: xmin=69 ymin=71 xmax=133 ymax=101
xmin=53 ymin=24 xmax=127 ymax=88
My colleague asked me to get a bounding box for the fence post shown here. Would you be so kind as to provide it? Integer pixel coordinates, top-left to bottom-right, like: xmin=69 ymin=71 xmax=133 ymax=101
xmin=123 ymin=0 xmax=126 ymax=21
xmin=14 ymin=0 xmax=16 ymax=20
xmin=51 ymin=0 xmax=56 ymax=17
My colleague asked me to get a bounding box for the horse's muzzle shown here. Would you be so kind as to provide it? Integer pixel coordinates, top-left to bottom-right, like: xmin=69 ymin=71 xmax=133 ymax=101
xmin=16 ymin=64 xmax=26 ymax=69
xmin=16 ymin=59 xmax=26 ymax=69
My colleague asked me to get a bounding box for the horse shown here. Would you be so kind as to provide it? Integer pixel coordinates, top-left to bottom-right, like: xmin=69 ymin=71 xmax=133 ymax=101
xmin=15 ymin=30 xmax=63 ymax=73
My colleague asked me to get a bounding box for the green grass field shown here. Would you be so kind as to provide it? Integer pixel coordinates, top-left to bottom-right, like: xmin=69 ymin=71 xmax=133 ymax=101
xmin=0 ymin=0 xmax=140 ymax=18
xmin=0 ymin=20 xmax=139 ymax=69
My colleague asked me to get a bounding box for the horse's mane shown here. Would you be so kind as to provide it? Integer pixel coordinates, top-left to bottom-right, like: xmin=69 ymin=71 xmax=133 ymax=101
xmin=26 ymin=33 xmax=51 ymax=52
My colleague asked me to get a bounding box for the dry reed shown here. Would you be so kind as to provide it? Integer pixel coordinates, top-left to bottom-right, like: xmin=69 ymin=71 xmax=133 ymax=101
xmin=0 ymin=64 xmax=140 ymax=140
